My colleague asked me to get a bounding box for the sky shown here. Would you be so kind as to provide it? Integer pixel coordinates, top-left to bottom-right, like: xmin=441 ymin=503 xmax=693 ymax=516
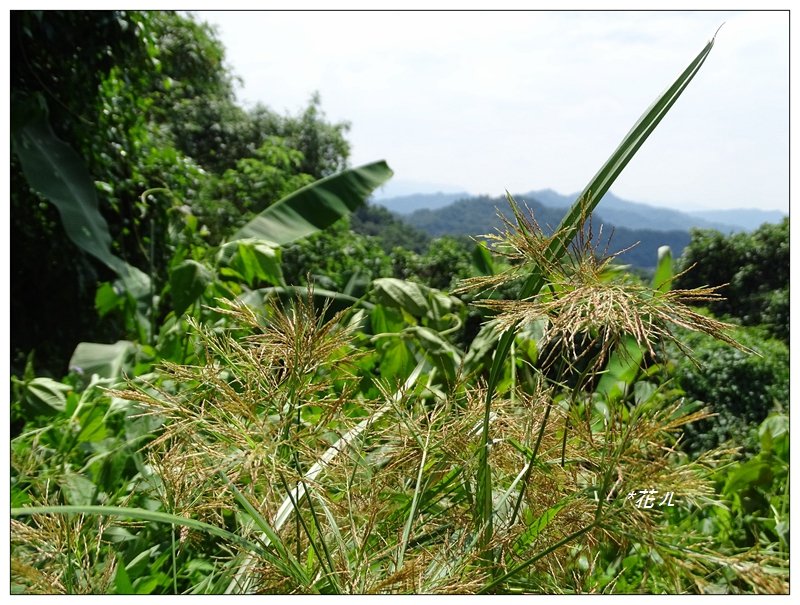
xmin=199 ymin=9 xmax=789 ymax=213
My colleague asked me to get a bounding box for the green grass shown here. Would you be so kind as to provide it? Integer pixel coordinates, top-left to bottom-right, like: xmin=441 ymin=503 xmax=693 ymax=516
xmin=11 ymin=31 xmax=788 ymax=595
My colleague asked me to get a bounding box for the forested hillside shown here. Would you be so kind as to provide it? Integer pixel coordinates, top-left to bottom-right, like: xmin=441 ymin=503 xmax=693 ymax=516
xmin=402 ymin=194 xmax=692 ymax=268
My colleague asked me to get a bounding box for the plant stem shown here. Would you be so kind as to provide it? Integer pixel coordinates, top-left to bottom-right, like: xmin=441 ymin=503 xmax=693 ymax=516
xmin=479 ymin=523 xmax=596 ymax=593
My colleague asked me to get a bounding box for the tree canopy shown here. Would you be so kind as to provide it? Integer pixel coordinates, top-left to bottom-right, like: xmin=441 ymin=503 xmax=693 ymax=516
xmin=10 ymin=10 xmax=351 ymax=376
xmin=675 ymin=219 xmax=789 ymax=341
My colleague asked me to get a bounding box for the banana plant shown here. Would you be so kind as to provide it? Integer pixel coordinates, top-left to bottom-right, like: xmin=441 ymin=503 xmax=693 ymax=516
xmin=13 ymin=91 xmax=393 ymax=374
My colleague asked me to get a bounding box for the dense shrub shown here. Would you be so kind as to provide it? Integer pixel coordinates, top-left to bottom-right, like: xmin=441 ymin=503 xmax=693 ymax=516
xmin=675 ymin=220 xmax=789 ymax=342
xmin=667 ymin=323 xmax=789 ymax=454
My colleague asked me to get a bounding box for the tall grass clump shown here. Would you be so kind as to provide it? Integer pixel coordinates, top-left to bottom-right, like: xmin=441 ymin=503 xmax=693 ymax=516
xmin=88 ymin=259 xmax=773 ymax=594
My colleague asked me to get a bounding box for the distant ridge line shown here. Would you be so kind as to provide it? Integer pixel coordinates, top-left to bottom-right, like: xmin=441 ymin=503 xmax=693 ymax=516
xmin=374 ymin=188 xmax=786 ymax=233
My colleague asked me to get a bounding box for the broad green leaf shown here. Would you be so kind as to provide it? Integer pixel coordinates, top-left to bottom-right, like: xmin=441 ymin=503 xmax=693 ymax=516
xmin=114 ymin=560 xmax=136 ymax=595
xmin=405 ymin=326 xmax=463 ymax=384
xmin=472 ymin=242 xmax=495 ymax=276
xmin=169 ymin=259 xmax=213 ymax=316
xmin=370 ymin=304 xmax=405 ymax=335
xmin=373 ymin=278 xmax=429 ymax=317
xmin=723 ymin=458 xmax=774 ymax=495
xmin=463 ymin=320 xmax=504 ymax=373
xmin=69 ymin=340 xmax=137 ymax=381
xmin=652 ymin=245 xmax=674 ymax=293
xmin=21 ymin=376 xmax=72 ymax=416
xmin=218 ymin=239 xmax=284 ymax=288
xmin=95 ymin=282 xmax=124 ymax=317
xmin=11 ymin=94 xmax=131 ymax=278
xmin=372 ymin=278 xmax=460 ymax=322
xmin=107 ymin=265 xmax=154 ymax=343
xmin=380 ymin=339 xmax=413 ymax=381
xmin=117 ymin=265 xmax=153 ymax=302
xmin=77 ymin=406 xmax=107 ymax=443
xmin=759 ymin=414 xmax=789 ymax=457
xmin=239 ymin=241 xmax=282 ymax=286
xmin=595 ymin=335 xmax=645 ymax=402
xmin=231 ymin=161 xmax=393 ymax=244
xmin=59 ymin=471 xmax=98 ymax=506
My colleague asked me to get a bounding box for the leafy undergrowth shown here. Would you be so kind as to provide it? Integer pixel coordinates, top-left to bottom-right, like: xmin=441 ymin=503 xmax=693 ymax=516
xmin=10 ymin=29 xmax=788 ymax=594
xmin=11 ymin=212 xmax=788 ymax=593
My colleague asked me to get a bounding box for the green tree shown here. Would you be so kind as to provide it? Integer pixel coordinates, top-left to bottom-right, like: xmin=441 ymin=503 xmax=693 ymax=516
xmin=675 ymin=219 xmax=789 ymax=340
xmin=196 ymin=138 xmax=315 ymax=242
xmin=249 ymin=93 xmax=351 ymax=178
xmin=351 ymin=203 xmax=430 ymax=253
xmin=11 ymin=10 xmax=158 ymax=375
xmin=281 ymin=218 xmax=393 ymax=292
xmin=10 ymin=10 xmax=353 ymax=376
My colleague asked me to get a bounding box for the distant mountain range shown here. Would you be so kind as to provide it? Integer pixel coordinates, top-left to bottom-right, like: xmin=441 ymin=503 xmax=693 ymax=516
xmin=372 ymin=189 xmax=787 ymax=269
xmin=376 ymin=192 xmax=471 ymax=215
xmin=686 ymin=208 xmax=788 ymax=231
xmin=376 ymin=189 xmax=786 ymax=234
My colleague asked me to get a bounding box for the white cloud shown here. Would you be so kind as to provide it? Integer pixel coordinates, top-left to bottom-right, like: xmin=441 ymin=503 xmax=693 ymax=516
xmin=204 ymin=9 xmax=788 ymax=211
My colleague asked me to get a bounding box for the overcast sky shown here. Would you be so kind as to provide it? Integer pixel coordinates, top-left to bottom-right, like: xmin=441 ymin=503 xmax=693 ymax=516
xmin=199 ymin=10 xmax=788 ymax=212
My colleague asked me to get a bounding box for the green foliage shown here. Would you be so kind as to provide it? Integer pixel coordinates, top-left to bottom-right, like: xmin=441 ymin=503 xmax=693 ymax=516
xmin=198 ymin=138 xmax=314 ymax=240
xmin=10 ymin=10 xmax=354 ymax=376
xmin=217 ymin=240 xmax=284 ymax=289
xmin=10 ymin=10 xmax=157 ymax=374
xmin=231 ymin=161 xmax=393 ymax=245
xmin=675 ymin=219 xmax=789 ymax=341
xmin=282 ymin=219 xmax=393 ymax=291
xmin=666 ymin=324 xmax=789 ymax=455
xmin=391 ymin=236 xmax=476 ymax=291
xmin=11 ymin=94 xmax=130 ymax=277
xmin=350 ymin=203 xmax=431 ymax=253
xmin=10 ymin=25 xmax=788 ymax=596
xmin=249 ymin=92 xmax=351 ymax=178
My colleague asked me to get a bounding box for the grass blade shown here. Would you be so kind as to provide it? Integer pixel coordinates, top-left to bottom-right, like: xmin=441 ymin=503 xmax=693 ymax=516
xmin=226 ymin=360 xmax=425 ymax=593
xmin=220 ymin=474 xmax=311 ymax=588
xmin=12 ymin=504 xmax=274 ymax=562
xmin=474 ymin=33 xmax=717 ymax=555
xmin=512 ymin=498 xmax=570 ymax=555
xmin=396 ymin=422 xmax=432 ymax=571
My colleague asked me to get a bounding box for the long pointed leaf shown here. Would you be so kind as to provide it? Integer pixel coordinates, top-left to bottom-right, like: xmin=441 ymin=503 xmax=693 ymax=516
xmin=475 ymin=34 xmax=717 ymax=554
xmin=220 ymin=474 xmax=311 ymax=587
xmin=653 ymin=245 xmax=674 ymax=293
xmin=11 ymin=95 xmax=130 ymax=278
xmin=230 ymin=161 xmax=393 ymax=244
